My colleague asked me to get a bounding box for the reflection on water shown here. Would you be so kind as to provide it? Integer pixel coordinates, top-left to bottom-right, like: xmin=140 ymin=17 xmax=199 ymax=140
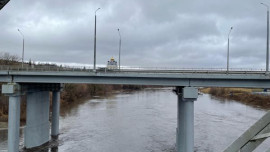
xmin=0 ymin=88 xmax=269 ymax=152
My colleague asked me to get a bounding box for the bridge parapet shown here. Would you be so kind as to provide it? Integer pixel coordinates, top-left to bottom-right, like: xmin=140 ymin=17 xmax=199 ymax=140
xmin=0 ymin=65 xmax=268 ymax=74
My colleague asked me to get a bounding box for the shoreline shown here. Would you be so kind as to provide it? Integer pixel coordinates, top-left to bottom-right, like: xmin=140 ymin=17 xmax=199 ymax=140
xmin=200 ymin=87 xmax=270 ymax=110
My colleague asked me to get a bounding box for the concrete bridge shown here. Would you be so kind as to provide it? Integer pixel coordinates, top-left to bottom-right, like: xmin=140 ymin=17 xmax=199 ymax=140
xmin=2 ymin=68 xmax=270 ymax=152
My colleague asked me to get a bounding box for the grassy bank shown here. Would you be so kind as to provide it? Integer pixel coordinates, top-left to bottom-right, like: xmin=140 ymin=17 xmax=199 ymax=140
xmin=201 ymin=87 xmax=270 ymax=109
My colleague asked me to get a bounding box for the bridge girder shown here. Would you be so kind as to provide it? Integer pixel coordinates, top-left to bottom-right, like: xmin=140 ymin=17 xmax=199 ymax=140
xmin=0 ymin=71 xmax=269 ymax=88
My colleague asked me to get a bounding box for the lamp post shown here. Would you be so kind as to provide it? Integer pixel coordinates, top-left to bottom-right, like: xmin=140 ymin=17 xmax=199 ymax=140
xmin=261 ymin=3 xmax=269 ymax=73
xmin=93 ymin=8 xmax=100 ymax=72
xmin=117 ymin=29 xmax=121 ymax=70
xmin=17 ymin=29 xmax=24 ymax=68
xmin=227 ymin=27 xmax=233 ymax=74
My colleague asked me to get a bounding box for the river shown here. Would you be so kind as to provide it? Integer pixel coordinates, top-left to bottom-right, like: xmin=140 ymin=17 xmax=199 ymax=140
xmin=0 ymin=87 xmax=269 ymax=152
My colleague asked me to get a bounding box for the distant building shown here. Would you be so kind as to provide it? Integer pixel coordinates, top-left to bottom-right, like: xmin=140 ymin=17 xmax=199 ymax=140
xmin=107 ymin=57 xmax=117 ymax=69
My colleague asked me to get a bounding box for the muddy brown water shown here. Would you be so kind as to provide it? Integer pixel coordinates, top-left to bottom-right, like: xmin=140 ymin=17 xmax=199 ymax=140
xmin=0 ymin=88 xmax=269 ymax=152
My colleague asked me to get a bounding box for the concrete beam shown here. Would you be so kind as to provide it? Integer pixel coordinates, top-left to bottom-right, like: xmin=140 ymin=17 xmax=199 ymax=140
xmin=7 ymin=72 xmax=270 ymax=88
xmin=183 ymin=87 xmax=198 ymax=99
xmin=2 ymin=83 xmax=21 ymax=94
xmin=21 ymin=83 xmax=62 ymax=92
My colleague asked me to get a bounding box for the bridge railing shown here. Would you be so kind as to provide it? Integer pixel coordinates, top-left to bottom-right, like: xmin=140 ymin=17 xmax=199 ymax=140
xmin=121 ymin=66 xmax=266 ymax=71
xmin=0 ymin=65 xmax=94 ymax=72
xmin=0 ymin=65 xmax=267 ymax=74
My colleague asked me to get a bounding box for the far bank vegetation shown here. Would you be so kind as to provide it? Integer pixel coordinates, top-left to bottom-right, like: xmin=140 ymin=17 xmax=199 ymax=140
xmin=201 ymin=87 xmax=270 ymax=109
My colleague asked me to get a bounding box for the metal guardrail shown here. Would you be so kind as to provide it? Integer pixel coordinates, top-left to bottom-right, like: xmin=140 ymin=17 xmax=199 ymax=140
xmin=0 ymin=65 xmax=94 ymax=72
xmin=122 ymin=66 xmax=266 ymax=72
xmin=0 ymin=65 xmax=267 ymax=74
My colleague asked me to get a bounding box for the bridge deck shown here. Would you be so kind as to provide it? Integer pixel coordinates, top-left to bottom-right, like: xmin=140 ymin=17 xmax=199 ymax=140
xmin=0 ymin=70 xmax=269 ymax=88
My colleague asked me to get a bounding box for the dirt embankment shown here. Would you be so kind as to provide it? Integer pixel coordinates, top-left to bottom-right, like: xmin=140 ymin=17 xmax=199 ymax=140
xmin=200 ymin=88 xmax=270 ymax=109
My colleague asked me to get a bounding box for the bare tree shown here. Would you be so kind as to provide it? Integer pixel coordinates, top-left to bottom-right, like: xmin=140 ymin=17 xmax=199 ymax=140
xmin=0 ymin=52 xmax=20 ymax=65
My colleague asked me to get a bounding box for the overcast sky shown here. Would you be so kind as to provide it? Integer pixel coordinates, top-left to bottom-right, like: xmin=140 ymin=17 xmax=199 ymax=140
xmin=0 ymin=0 xmax=269 ymax=69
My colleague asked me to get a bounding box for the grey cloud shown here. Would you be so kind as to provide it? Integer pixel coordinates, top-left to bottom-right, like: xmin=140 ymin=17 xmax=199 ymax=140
xmin=0 ymin=0 xmax=269 ymax=69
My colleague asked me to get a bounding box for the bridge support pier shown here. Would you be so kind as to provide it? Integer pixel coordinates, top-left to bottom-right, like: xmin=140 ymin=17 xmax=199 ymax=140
xmin=51 ymin=91 xmax=60 ymax=138
xmin=25 ymin=91 xmax=50 ymax=149
xmin=2 ymin=83 xmax=62 ymax=151
xmin=2 ymin=83 xmax=21 ymax=152
xmin=8 ymin=95 xmax=21 ymax=152
xmin=175 ymin=87 xmax=198 ymax=152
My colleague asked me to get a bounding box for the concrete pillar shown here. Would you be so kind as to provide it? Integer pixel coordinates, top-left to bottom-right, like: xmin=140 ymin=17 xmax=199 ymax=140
xmin=25 ymin=91 xmax=50 ymax=149
xmin=2 ymin=83 xmax=21 ymax=152
xmin=51 ymin=91 xmax=60 ymax=138
xmin=176 ymin=87 xmax=198 ymax=152
xmin=8 ymin=95 xmax=21 ymax=152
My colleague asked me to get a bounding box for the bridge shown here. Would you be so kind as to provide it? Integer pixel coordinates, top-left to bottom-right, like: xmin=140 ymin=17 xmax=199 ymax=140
xmin=1 ymin=68 xmax=270 ymax=87
xmin=2 ymin=66 xmax=270 ymax=152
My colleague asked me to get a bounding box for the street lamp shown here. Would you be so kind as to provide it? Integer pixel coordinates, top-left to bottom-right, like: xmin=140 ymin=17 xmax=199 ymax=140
xmin=261 ymin=3 xmax=269 ymax=73
xmin=227 ymin=27 xmax=233 ymax=73
xmin=117 ymin=28 xmax=121 ymax=70
xmin=17 ymin=29 xmax=24 ymax=68
xmin=93 ymin=8 xmax=100 ymax=72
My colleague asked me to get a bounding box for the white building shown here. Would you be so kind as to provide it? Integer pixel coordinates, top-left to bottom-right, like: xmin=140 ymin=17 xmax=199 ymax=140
xmin=107 ymin=57 xmax=118 ymax=69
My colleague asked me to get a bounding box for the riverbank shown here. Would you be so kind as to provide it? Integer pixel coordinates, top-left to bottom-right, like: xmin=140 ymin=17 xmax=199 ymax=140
xmin=200 ymin=87 xmax=270 ymax=109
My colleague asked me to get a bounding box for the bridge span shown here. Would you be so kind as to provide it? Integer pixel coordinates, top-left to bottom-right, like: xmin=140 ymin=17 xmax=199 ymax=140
xmin=1 ymin=69 xmax=270 ymax=88
xmin=2 ymin=69 xmax=270 ymax=152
